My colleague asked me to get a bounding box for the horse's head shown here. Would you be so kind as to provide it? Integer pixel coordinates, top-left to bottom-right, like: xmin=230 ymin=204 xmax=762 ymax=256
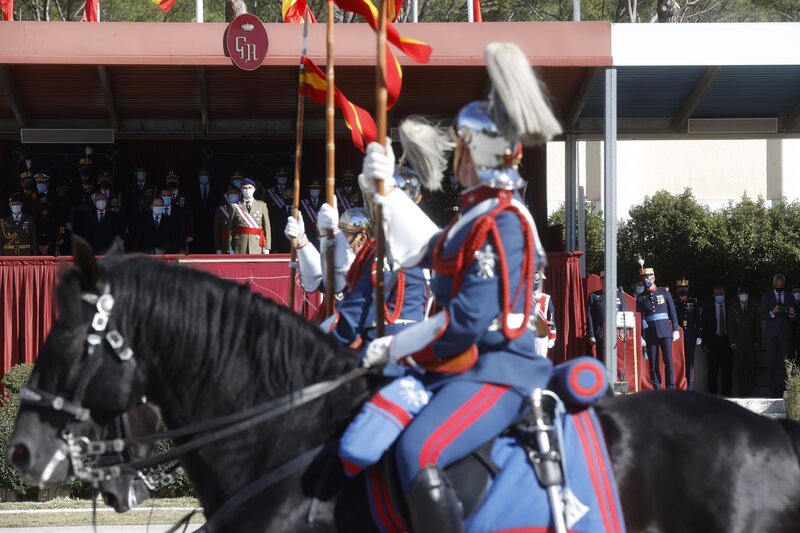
xmin=8 ymin=236 xmax=147 ymax=486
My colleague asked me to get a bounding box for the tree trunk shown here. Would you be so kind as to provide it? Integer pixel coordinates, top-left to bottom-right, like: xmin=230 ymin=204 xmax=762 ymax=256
xmin=225 ymin=0 xmax=246 ymax=22
xmin=657 ymin=0 xmax=680 ymax=22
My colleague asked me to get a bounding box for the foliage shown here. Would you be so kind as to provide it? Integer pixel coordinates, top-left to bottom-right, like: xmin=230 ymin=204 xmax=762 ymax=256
xmin=786 ymin=360 xmax=800 ymax=420
xmin=549 ymin=201 xmax=605 ymax=274
xmin=153 ymin=441 xmax=194 ymax=498
xmin=0 ymin=365 xmax=33 ymax=496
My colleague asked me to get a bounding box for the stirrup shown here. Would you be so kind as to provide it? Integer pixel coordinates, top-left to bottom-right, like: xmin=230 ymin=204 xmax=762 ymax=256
xmin=406 ymin=466 xmax=464 ymax=533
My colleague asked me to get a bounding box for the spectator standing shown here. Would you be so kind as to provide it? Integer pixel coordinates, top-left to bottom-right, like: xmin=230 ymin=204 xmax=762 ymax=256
xmin=299 ymin=180 xmax=323 ymax=250
xmin=137 ymin=197 xmax=175 ymax=254
xmin=727 ymin=287 xmax=761 ymax=397
xmin=636 ymin=266 xmax=680 ymax=390
xmin=228 ymin=179 xmax=270 ymax=255
xmin=675 ymin=276 xmax=703 ymax=390
xmin=124 ymin=167 xmax=156 ymax=250
xmin=190 ymin=168 xmax=217 ymax=254
xmin=586 ymin=271 xmax=625 ymax=364
xmin=334 ymin=170 xmax=364 ymax=213
xmin=702 ymin=285 xmax=733 ymax=396
xmin=532 ymin=270 xmax=556 ymax=358
xmin=214 ymin=186 xmax=238 ymax=254
xmin=760 ymin=274 xmax=797 ymax=397
xmin=35 ymin=195 xmax=57 ymax=255
xmin=86 ymin=192 xmax=121 ymax=253
xmin=164 ymin=172 xmax=193 ymax=253
xmin=263 ymin=169 xmax=293 ymax=253
xmin=1 ymin=194 xmax=37 ymax=255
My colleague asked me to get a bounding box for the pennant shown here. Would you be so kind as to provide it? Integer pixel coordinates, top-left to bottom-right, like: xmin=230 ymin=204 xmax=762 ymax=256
xmin=384 ymin=46 xmax=402 ymax=109
xmin=473 ymin=0 xmax=482 ymax=21
xmin=387 ymin=0 xmax=403 ymax=22
xmin=151 ymin=0 xmax=176 ymax=13
xmin=82 ymin=0 xmax=99 ymax=21
xmin=334 ymin=0 xmax=432 ymax=64
xmin=283 ymin=0 xmax=317 ymax=23
xmin=300 ymin=57 xmax=378 ymax=152
xmin=1 ymin=0 xmax=14 ymax=21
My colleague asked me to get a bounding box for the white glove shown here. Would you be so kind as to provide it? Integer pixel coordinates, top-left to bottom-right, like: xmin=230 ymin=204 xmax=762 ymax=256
xmin=588 ymin=337 xmax=597 ymax=345
xmin=216 ymin=249 xmax=222 ymax=255
xmin=672 ymin=331 xmax=680 ymax=342
xmin=227 ymin=249 xmax=235 ymax=255
xmin=362 ymin=336 xmax=394 ymax=368
xmin=362 ymin=139 xmax=396 ymax=187
xmin=547 ymin=338 xmax=556 ymax=349
xmin=696 ymin=337 xmax=702 ymax=346
xmin=641 ymin=337 xmax=647 ymax=349
xmin=262 ymin=248 xmax=270 ymax=255
xmin=318 ymin=203 xmax=339 ymax=233
xmin=285 ymin=214 xmax=305 ymax=243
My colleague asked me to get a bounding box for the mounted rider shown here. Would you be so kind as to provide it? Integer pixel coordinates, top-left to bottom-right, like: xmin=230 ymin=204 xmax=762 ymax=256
xmin=360 ymin=42 xmax=561 ymax=532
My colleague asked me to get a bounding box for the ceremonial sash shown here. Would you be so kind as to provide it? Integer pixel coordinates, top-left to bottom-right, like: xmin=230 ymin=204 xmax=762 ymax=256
xmin=219 ymin=205 xmax=231 ymax=220
xmin=301 ymin=199 xmax=320 ymax=223
xmin=232 ymin=203 xmax=266 ymax=247
xmin=336 ymin=189 xmax=352 ymax=211
xmin=267 ymin=187 xmax=288 ymax=211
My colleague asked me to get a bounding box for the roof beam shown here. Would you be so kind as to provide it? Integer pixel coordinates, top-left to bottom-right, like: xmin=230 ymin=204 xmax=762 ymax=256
xmin=96 ymin=66 xmax=119 ymax=132
xmin=197 ymin=66 xmax=208 ymax=134
xmin=0 ymin=65 xmax=28 ymax=129
xmin=567 ymin=67 xmax=598 ymax=131
xmin=671 ymin=66 xmax=722 ymax=131
xmin=787 ymin=103 xmax=800 ymax=131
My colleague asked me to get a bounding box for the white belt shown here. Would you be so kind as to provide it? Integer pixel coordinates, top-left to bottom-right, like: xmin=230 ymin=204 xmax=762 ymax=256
xmin=487 ymin=313 xmax=537 ymax=332
xmin=366 ymin=319 xmax=419 ymax=329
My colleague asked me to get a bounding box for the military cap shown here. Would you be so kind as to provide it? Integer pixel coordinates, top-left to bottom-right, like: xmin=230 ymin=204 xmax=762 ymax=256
xmin=9 ymin=193 xmax=24 ymax=204
xmin=308 ymin=180 xmax=322 ymax=190
xmin=676 ymin=277 xmax=689 ymax=288
xmin=340 ymin=170 xmax=356 ymax=182
xmin=19 ymin=170 xmax=33 ymax=180
xmin=642 ymin=267 xmax=655 ymax=276
xmin=34 ymin=173 xmax=50 ymax=183
xmin=165 ymin=171 xmax=180 ymax=181
xmin=79 ymin=156 xmax=92 ymax=166
xmin=242 ymin=178 xmax=256 ymax=187
xmin=275 ymin=168 xmax=289 ymax=178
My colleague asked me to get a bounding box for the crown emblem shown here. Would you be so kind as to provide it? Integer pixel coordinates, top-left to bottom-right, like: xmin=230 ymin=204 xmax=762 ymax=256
xmin=241 ymin=23 xmax=254 ymax=31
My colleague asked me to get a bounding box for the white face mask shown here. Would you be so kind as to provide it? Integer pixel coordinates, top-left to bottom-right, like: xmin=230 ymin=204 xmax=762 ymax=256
xmin=152 ymin=206 xmax=164 ymax=216
xmin=309 ymin=190 xmax=320 ymax=199
xmin=136 ymin=171 xmax=146 ymax=182
xmin=277 ymin=177 xmax=287 ymax=186
xmin=199 ymin=175 xmax=210 ymax=185
xmin=37 ymin=184 xmax=48 ymax=194
xmin=794 ymin=292 xmax=800 ymax=302
xmin=739 ymin=294 xmax=749 ymax=303
xmin=96 ymin=200 xmax=107 ymax=210
xmin=227 ymin=194 xmax=239 ymax=203
xmin=161 ymin=195 xmax=172 ymax=206
xmin=10 ymin=205 xmax=22 ymax=215
xmin=242 ymin=188 xmax=254 ymax=199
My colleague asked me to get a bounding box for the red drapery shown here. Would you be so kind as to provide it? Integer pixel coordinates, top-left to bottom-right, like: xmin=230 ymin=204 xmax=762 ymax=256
xmin=0 ymin=0 xmax=13 ymax=21
xmin=543 ymin=252 xmax=588 ymax=363
xmin=0 ymin=255 xmax=320 ymax=378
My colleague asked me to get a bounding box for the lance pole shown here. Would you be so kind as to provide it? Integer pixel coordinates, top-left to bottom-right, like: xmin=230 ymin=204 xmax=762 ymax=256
xmin=373 ymin=0 xmax=389 ymax=338
xmin=325 ymin=0 xmax=337 ymax=316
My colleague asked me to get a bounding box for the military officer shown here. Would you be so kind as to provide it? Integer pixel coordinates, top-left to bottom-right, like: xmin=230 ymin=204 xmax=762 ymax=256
xmin=335 ymin=171 xmax=364 ymax=213
xmin=97 ymin=171 xmax=123 ymax=217
xmin=19 ymin=170 xmax=37 ymax=215
xmin=636 ymin=265 xmax=680 ymax=389
xmin=164 ymin=172 xmax=193 ymax=251
xmin=1 ymin=194 xmax=38 ymax=256
xmin=214 ymin=185 xmax=239 ymax=254
xmin=727 ymin=286 xmax=761 ymax=396
xmin=68 ymin=153 xmax=97 ymax=238
xmin=228 ymin=178 xmax=271 ymax=255
xmin=35 ymin=194 xmax=58 ymax=255
xmin=263 ymin=169 xmax=293 ymax=253
xmin=299 ymin=180 xmax=323 ymax=250
xmin=532 ymin=270 xmax=557 ymax=358
xmin=587 ymin=271 xmax=625 ymax=363
xmin=675 ymin=276 xmax=703 ymax=390
xmin=360 ymin=42 xmax=560 ymax=532
xmin=124 ymin=166 xmax=156 ymax=250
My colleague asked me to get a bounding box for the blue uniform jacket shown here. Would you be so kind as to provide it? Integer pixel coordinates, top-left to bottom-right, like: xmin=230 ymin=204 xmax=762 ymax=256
xmin=324 ymin=239 xmax=428 ymax=348
xmin=586 ymin=289 xmax=625 ymax=340
xmin=636 ymin=287 xmax=679 ymax=339
xmin=395 ymin=187 xmax=552 ymax=396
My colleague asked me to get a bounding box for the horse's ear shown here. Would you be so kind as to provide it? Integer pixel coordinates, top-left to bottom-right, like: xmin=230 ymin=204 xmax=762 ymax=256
xmin=71 ymin=235 xmax=101 ymax=291
xmin=105 ymin=237 xmax=125 ymax=258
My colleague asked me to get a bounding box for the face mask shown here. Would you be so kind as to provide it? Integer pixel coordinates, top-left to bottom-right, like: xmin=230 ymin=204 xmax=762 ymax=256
xmin=152 ymin=206 xmax=164 ymax=216
xmin=309 ymin=190 xmax=320 ymax=199
xmin=136 ymin=171 xmax=146 ymax=182
xmin=776 ymin=286 xmax=785 ymax=293
xmin=677 ymin=289 xmax=688 ymax=298
xmin=242 ymin=189 xmax=254 ymax=199
xmin=645 ymin=279 xmax=654 ymax=288
xmin=635 ymin=285 xmax=645 ymax=295
xmin=161 ymin=195 xmax=172 ymax=206
xmin=450 ymin=175 xmax=458 ymax=186
xmin=739 ymin=294 xmax=749 ymax=303
xmin=232 ymin=179 xmax=243 ymax=190
xmin=10 ymin=205 xmax=22 ymax=215
xmin=714 ymin=295 xmax=725 ymax=304
xmin=227 ymin=194 xmax=239 ymax=203
xmin=199 ymin=175 xmax=209 ymax=185
xmin=167 ymin=181 xmax=178 ymax=190
xmin=36 ymin=184 xmax=47 ymax=194
xmin=794 ymin=292 xmax=800 ymax=302
xmin=96 ymin=200 xmax=107 ymax=210
xmin=277 ymin=177 xmax=287 ymax=186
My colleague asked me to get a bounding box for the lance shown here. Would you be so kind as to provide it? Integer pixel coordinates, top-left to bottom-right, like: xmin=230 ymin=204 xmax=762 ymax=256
xmin=324 ymin=0 xmax=336 ymax=316
xmin=288 ymin=9 xmax=311 ymax=313
xmin=373 ymin=0 xmax=389 ymax=337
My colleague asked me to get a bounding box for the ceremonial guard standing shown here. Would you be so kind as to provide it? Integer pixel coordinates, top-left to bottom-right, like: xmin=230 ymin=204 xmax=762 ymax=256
xmin=675 ymin=276 xmax=702 ymax=390
xmin=636 ymin=265 xmax=680 ymax=389
xmin=532 ymin=270 xmax=557 ymax=358
xmin=360 ymin=43 xmax=560 ymax=532
xmin=299 ymin=180 xmax=323 ymax=249
xmin=586 ymin=272 xmax=625 ymax=363
xmin=1 ymin=194 xmax=38 ymax=255
xmin=264 ymin=169 xmax=293 ymax=253
xmin=228 ymin=178 xmax=271 ymax=254
xmin=335 ymin=171 xmax=364 ymax=212
xmin=214 ymin=186 xmax=238 ymax=254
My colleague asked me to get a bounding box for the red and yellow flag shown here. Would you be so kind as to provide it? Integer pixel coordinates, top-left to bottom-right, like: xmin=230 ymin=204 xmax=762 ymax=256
xmin=151 ymin=0 xmax=176 ymax=12
xmin=384 ymin=46 xmax=402 ymax=109
xmin=334 ymin=0 xmax=432 ymax=63
xmin=1 ymin=0 xmax=13 ymax=21
xmin=300 ymin=57 xmax=378 ymax=152
xmin=82 ymin=0 xmax=99 ymax=21
xmin=387 ymin=0 xmax=403 ymax=22
xmin=283 ymin=0 xmax=317 ymax=23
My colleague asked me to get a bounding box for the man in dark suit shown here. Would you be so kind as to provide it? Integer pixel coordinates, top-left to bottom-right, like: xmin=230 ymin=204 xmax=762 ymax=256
xmin=702 ymin=284 xmax=733 ymax=396
xmin=189 ymin=167 xmax=218 ymax=254
xmin=760 ymin=274 xmax=796 ymax=397
xmin=85 ymin=193 xmax=122 ymax=254
xmin=586 ymin=271 xmax=625 ymax=364
xmin=728 ymin=287 xmax=761 ymax=397
xmin=137 ymin=197 xmax=175 ymax=254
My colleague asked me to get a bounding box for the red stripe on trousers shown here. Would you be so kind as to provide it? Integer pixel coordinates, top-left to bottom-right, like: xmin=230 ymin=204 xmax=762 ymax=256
xmin=340 ymin=457 xmax=363 ymax=476
xmin=580 ymin=410 xmax=623 ymax=532
xmin=573 ymin=412 xmax=614 ymax=532
xmin=419 ymin=384 xmax=509 ymax=469
xmin=369 ymin=393 xmax=413 ymax=428
xmin=367 ymin=468 xmax=396 ymax=533
xmin=376 ymin=467 xmax=408 ymax=532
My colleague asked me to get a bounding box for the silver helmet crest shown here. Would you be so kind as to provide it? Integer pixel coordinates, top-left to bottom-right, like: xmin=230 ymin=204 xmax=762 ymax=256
xmin=338 ymin=207 xmax=372 ymax=235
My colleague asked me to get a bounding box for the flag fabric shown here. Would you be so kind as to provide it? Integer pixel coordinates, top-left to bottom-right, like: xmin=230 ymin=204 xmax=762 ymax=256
xmin=82 ymin=0 xmax=99 ymax=21
xmin=387 ymin=0 xmax=403 ymax=22
xmin=1 ymin=0 xmax=13 ymax=20
xmin=283 ymin=0 xmax=317 ymax=23
xmin=384 ymin=46 xmax=402 ymax=109
xmin=473 ymin=0 xmax=482 ymax=21
xmin=334 ymin=0 xmax=432 ymax=63
xmin=300 ymin=57 xmax=378 ymax=152
xmin=151 ymin=0 xmax=176 ymax=13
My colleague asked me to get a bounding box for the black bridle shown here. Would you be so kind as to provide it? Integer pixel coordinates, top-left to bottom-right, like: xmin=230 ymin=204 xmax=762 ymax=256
xmin=20 ymin=282 xmax=370 ymax=529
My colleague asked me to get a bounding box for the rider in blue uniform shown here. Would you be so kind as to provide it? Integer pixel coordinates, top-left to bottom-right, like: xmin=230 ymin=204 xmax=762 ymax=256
xmin=360 ymin=42 xmax=562 ymax=533
xmin=636 ymin=266 xmax=680 ymax=389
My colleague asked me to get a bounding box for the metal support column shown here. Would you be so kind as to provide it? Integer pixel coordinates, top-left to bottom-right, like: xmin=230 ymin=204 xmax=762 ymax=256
xmin=578 ymin=184 xmax=586 ymax=276
xmin=573 ymin=0 xmax=581 ymax=21
xmin=412 ymin=0 xmax=418 ymax=22
xmin=603 ymin=67 xmax=619 ymax=388
xmin=565 ymin=133 xmax=577 ymax=252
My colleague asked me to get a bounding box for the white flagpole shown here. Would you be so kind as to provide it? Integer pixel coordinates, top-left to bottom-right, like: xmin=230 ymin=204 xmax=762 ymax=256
xmin=467 ymin=0 xmax=474 ymax=22
xmin=196 ymin=0 xmax=204 ymax=22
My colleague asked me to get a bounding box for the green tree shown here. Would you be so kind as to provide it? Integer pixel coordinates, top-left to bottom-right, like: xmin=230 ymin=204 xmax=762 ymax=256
xmin=548 ymin=201 xmax=605 ymax=274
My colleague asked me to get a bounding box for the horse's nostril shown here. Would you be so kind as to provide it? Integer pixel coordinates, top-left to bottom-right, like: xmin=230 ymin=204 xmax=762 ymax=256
xmin=10 ymin=443 xmax=31 ymax=471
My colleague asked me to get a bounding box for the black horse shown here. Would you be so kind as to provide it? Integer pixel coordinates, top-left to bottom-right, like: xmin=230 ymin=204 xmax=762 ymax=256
xmin=8 ymin=239 xmax=800 ymax=532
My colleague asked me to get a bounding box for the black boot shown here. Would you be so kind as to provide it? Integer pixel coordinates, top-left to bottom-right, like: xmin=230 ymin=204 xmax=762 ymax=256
xmin=406 ymin=466 xmax=463 ymax=533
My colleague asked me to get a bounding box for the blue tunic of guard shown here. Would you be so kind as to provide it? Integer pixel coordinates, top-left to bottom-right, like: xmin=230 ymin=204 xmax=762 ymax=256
xmin=636 ymin=282 xmax=679 ymax=389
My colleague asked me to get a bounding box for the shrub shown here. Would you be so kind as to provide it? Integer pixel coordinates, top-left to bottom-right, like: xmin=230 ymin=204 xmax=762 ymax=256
xmin=786 ymin=360 xmax=800 ymax=421
xmin=0 ymin=365 xmax=34 ymax=496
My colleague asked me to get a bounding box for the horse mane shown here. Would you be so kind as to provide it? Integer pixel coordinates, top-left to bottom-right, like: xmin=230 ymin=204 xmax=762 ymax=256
xmin=57 ymin=255 xmax=359 ymax=418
